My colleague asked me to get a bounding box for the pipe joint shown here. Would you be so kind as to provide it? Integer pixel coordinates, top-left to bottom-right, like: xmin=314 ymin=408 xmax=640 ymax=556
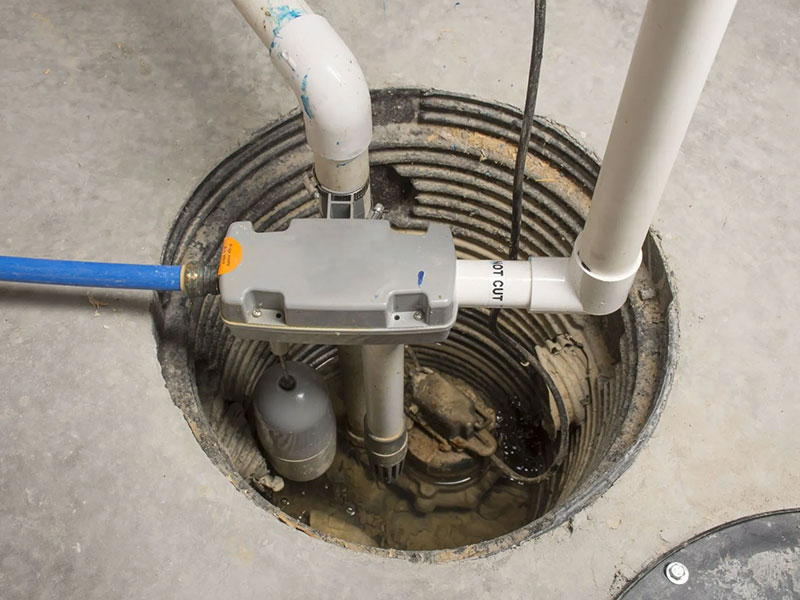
xmin=568 ymin=237 xmax=641 ymax=316
xmin=181 ymin=262 xmax=219 ymax=297
xmin=364 ymin=425 xmax=407 ymax=484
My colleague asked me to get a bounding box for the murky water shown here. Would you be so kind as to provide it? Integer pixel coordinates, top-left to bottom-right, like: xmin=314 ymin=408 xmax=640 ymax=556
xmin=268 ymin=439 xmax=537 ymax=549
xmin=265 ymin=376 xmax=549 ymax=551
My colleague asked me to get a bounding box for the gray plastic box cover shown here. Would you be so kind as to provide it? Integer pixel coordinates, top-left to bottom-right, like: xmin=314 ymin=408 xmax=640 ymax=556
xmin=218 ymin=219 xmax=458 ymax=345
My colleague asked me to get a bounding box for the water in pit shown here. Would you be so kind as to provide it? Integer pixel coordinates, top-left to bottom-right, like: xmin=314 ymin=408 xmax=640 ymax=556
xmin=260 ymin=370 xmax=549 ymax=550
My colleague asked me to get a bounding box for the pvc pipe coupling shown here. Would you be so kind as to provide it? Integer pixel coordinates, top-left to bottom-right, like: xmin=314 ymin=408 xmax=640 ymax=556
xmin=454 ymin=255 xmax=634 ymax=316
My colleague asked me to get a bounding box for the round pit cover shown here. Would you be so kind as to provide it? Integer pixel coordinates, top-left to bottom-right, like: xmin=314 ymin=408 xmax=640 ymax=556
xmin=618 ymin=509 xmax=800 ymax=599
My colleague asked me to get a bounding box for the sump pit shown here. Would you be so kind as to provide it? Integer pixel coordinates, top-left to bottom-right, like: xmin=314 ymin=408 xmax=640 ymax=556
xmin=154 ymin=88 xmax=677 ymax=559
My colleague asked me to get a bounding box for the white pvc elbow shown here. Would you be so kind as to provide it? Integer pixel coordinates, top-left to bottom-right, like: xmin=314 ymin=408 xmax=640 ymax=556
xmin=231 ymin=1 xmax=372 ymax=193
xmin=567 ymin=242 xmax=641 ymax=315
xmin=269 ymin=14 xmax=372 ymax=163
xmin=232 ymin=0 xmax=371 ymax=162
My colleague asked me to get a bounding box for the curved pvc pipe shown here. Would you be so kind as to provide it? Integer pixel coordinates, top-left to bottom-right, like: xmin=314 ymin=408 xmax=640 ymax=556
xmin=231 ymin=0 xmax=372 ymax=207
xmin=270 ymin=14 xmax=372 ymax=163
xmin=231 ymin=1 xmax=372 ymax=163
xmin=0 ymin=255 xmax=182 ymax=291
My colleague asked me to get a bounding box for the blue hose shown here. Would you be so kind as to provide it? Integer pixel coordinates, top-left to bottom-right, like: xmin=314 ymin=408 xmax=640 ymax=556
xmin=0 ymin=255 xmax=182 ymax=291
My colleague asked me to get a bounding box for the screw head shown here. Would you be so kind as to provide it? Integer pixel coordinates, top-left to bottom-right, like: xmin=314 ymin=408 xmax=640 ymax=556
xmin=251 ymin=308 xmax=262 ymax=318
xmin=413 ymin=311 xmax=424 ymax=321
xmin=665 ymin=561 xmax=689 ymax=585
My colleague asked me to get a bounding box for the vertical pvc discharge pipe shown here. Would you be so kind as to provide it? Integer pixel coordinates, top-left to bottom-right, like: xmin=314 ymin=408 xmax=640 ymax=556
xmin=569 ymin=0 xmax=737 ymax=315
xmin=0 ymin=256 xmax=182 ymax=291
xmin=338 ymin=345 xmax=368 ymax=445
xmin=362 ymin=344 xmax=406 ymax=439
xmin=361 ymin=344 xmax=408 ymax=482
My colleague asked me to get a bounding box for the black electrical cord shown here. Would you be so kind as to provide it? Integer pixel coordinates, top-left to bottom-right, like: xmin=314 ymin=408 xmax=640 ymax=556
xmin=488 ymin=0 xmax=570 ymax=484
xmin=507 ymin=0 xmax=547 ymax=262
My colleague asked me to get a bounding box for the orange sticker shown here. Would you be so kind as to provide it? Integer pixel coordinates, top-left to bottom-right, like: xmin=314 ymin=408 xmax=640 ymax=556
xmin=218 ymin=237 xmax=242 ymax=275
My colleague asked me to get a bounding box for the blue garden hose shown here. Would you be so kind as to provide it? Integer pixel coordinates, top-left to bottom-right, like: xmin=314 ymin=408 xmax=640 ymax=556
xmin=0 ymin=255 xmax=183 ymax=291
xmin=0 ymin=255 xmax=218 ymax=295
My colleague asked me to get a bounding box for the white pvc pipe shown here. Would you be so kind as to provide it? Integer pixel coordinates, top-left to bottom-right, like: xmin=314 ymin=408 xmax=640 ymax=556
xmin=456 ymin=260 xmax=532 ymax=308
xmin=361 ymin=345 xmax=406 ymax=440
xmin=456 ymin=258 xmax=582 ymax=313
xmin=230 ymin=0 xmax=312 ymax=48
xmin=570 ymin=0 xmax=736 ymax=315
xmin=528 ymin=257 xmax=584 ymax=313
xmin=338 ymin=345 xmax=367 ymax=442
xmin=231 ymin=0 xmax=372 ymax=193
xmin=269 ymin=14 xmax=372 ymax=163
xmin=315 ymin=153 xmax=371 ymax=194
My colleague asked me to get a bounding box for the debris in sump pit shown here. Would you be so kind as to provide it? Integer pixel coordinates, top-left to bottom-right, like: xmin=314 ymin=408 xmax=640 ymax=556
xmin=262 ymin=369 xmax=552 ymax=551
xmin=269 ymin=438 xmax=537 ymax=550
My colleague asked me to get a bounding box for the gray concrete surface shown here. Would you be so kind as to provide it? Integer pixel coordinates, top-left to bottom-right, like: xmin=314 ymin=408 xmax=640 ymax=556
xmin=0 ymin=0 xmax=798 ymax=598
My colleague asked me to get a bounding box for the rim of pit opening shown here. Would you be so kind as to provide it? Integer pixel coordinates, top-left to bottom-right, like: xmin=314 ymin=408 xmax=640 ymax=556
xmin=153 ymin=88 xmax=680 ymax=563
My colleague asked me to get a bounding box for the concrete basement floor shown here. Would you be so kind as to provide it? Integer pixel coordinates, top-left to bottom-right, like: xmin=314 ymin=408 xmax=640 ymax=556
xmin=1 ymin=0 xmax=798 ymax=598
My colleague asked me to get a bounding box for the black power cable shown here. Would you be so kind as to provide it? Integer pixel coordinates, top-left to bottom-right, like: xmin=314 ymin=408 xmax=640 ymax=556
xmin=488 ymin=0 xmax=571 ymax=484
xmin=508 ymin=0 xmax=547 ymax=262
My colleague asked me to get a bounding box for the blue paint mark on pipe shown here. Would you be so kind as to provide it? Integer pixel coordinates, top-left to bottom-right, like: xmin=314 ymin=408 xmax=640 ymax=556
xmin=270 ymin=4 xmax=304 ymax=36
xmin=300 ymin=73 xmax=313 ymax=118
xmin=417 ymin=270 xmax=425 ymax=286
xmin=267 ymin=4 xmax=305 ymax=50
xmin=301 ymin=95 xmax=313 ymax=119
